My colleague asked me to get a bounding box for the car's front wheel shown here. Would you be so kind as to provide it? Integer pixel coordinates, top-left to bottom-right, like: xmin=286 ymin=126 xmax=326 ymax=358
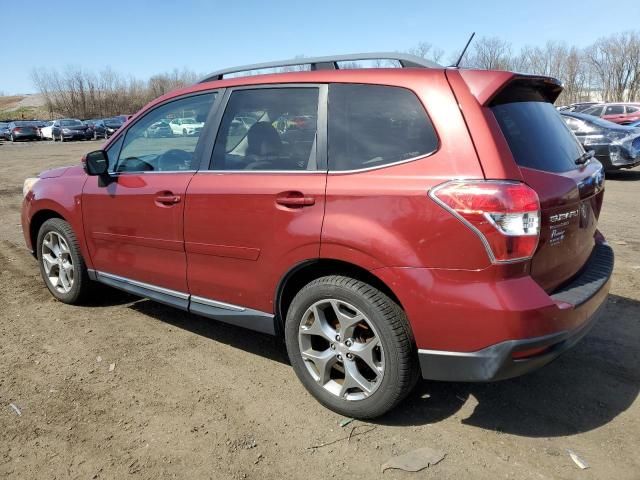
xmin=37 ymin=218 xmax=92 ymax=304
xmin=285 ymin=275 xmax=418 ymax=418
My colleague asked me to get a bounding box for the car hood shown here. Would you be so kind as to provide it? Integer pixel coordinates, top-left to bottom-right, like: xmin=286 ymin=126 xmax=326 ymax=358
xmin=40 ymin=166 xmax=74 ymax=178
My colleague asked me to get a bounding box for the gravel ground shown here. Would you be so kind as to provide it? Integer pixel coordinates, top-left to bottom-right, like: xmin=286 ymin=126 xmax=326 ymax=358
xmin=0 ymin=139 xmax=638 ymax=480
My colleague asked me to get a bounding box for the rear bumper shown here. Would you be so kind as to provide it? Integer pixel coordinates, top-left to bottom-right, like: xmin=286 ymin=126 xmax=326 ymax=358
xmin=416 ymin=242 xmax=613 ymax=381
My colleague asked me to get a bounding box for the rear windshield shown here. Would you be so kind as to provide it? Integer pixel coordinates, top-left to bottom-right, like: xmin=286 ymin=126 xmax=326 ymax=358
xmin=491 ymin=101 xmax=583 ymax=173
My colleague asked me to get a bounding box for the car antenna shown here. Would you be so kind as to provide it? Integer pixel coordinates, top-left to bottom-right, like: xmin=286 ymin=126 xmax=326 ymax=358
xmin=451 ymin=32 xmax=476 ymax=68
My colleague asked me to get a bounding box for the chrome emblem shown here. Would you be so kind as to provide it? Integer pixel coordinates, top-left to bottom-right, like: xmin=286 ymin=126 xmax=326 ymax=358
xmin=549 ymin=210 xmax=579 ymax=223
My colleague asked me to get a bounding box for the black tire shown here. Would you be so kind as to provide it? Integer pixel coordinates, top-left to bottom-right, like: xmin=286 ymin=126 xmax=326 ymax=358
xmin=10 ymin=134 xmax=15 ymax=142
xmin=285 ymin=275 xmax=419 ymax=419
xmin=36 ymin=218 xmax=92 ymax=304
xmin=59 ymin=132 xmax=65 ymax=142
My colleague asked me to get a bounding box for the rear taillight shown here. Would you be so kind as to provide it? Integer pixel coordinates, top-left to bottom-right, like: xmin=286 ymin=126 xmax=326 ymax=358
xmin=430 ymin=180 xmax=541 ymax=263
xmin=14 ymin=127 xmax=22 ymax=132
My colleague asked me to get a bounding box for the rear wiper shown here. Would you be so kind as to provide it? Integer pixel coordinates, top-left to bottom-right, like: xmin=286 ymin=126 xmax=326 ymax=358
xmin=575 ymin=150 xmax=595 ymax=165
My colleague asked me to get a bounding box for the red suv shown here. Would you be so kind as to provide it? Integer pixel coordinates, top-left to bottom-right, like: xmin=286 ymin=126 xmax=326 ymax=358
xmin=22 ymin=53 xmax=613 ymax=418
xmin=582 ymin=102 xmax=640 ymax=124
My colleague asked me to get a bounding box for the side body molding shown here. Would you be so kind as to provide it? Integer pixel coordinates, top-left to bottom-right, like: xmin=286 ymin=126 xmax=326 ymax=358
xmin=88 ymin=270 xmax=275 ymax=335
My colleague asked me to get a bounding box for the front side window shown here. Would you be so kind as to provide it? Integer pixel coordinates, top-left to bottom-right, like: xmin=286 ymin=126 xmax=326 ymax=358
xmin=211 ymin=88 xmax=319 ymax=171
xmin=112 ymin=92 xmax=216 ymax=173
xmin=328 ymin=84 xmax=437 ymax=171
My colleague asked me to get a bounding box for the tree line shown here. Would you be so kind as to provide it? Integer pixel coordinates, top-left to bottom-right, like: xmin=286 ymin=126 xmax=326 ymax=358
xmin=30 ymin=30 xmax=639 ymax=119
xmin=31 ymin=67 xmax=200 ymax=119
xmin=411 ymin=30 xmax=640 ymax=105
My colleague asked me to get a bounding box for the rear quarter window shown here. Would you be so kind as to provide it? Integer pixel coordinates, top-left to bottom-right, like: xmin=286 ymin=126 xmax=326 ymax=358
xmin=328 ymin=84 xmax=437 ymax=171
xmin=491 ymin=101 xmax=584 ymax=173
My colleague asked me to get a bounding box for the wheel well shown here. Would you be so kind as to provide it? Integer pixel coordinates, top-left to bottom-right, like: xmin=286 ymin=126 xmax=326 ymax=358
xmin=275 ymin=259 xmax=403 ymax=335
xmin=30 ymin=210 xmax=64 ymax=254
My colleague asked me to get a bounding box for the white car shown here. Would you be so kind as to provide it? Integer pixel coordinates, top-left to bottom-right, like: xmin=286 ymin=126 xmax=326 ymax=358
xmin=40 ymin=121 xmax=55 ymax=140
xmin=169 ymin=117 xmax=204 ymax=136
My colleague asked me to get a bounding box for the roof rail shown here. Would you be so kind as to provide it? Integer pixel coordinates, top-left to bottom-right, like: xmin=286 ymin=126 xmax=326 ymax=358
xmin=197 ymin=52 xmax=440 ymax=83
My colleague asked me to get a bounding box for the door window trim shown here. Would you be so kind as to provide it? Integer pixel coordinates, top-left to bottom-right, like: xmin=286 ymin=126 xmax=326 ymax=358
xmin=203 ymin=83 xmax=328 ymax=173
xmin=106 ymin=89 xmax=224 ymax=175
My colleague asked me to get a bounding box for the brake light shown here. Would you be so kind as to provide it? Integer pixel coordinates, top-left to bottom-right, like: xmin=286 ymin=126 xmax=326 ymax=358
xmin=430 ymin=180 xmax=541 ymax=263
xmin=14 ymin=127 xmax=22 ymax=132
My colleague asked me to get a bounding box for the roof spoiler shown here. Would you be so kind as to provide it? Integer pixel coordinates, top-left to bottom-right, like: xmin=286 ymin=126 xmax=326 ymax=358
xmin=457 ymin=70 xmax=563 ymax=106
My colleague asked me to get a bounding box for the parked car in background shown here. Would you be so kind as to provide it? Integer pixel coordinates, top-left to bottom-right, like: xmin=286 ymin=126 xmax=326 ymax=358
xmin=84 ymin=120 xmax=104 ymax=139
xmin=7 ymin=121 xmax=40 ymax=141
xmin=169 ymin=117 xmax=204 ymax=136
xmin=561 ymin=111 xmax=640 ymax=171
xmin=557 ymin=102 xmax=603 ymax=113
xmin=102 ymin=118 xmax=124 ymax=138
xmin=51 ymin=119 xmax=92 ymax=142
xmin=40 ymin=121 xmax=55 ymax=140
xmin=581 ymin=103 xmax=640 ymax=125
xmin=144 ymin=119 xmax=173 ymax=137
xmin=21 ymin=53 xmax=614 ymax=418
xmin=0 ymin=122 xmax=9 ymax=140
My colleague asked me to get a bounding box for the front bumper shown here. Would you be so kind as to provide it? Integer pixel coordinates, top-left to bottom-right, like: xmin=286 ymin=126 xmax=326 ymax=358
xmin=417 ymin=242 xmax=614 ymax=381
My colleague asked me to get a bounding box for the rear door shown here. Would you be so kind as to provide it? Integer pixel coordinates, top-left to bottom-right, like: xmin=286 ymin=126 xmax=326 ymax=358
xmin=602 ymin=104 xmax=626 ymax=123
xmin=184 ymin=85 xmax=327 ymax=326
xmin=490 ymin=91 xmax=605 ymax=291
xmin=82 ymin=92 xmax=218 ymax=299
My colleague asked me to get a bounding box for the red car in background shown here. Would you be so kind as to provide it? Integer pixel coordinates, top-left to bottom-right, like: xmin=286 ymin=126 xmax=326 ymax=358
xmin=21 ymin=53 xmax=613 ymax=418
xmin=582 ymin=102 xmax=640 ymax=124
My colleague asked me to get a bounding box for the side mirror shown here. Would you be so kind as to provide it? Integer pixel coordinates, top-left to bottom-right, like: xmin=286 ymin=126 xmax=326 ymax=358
xmin=83 ymin=150 xmax=109 ymax=176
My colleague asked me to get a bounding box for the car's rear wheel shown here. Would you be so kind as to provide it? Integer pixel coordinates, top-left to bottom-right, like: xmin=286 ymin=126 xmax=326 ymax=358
xmin=37 ymin=218 xmax=92 ymax=304
xmin=182 ymin=128 xmax=187 ymax=136
xmin=285 ymin=275 xmax=418 ymax=418
xmin=10 ymin=134 xmax=15 ymax=142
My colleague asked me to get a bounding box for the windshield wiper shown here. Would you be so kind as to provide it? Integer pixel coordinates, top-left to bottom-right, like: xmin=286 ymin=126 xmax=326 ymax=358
xmin=575 ymin=150 xmax=595 ymax=165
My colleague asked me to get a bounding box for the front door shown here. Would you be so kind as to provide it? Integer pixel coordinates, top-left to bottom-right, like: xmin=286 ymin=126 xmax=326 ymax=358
xmin=184 ymin=86 xmax=327 ymax=327
xmin=82 ymin=92 xmax=218 ymax=298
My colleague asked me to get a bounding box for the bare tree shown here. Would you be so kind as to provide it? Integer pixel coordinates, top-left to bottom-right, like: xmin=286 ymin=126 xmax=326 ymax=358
xmin=469 ymin=36 xmax=513 ymax=70
xmin=407 ymin=42 xmax=445 ymax=63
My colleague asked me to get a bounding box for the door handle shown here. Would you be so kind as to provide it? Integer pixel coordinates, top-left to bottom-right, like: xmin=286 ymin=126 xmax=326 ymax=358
xmin=276 ymin=192 xmax=315 ymax=208
xmin=155 ymin=194 xmax=181 ymax=205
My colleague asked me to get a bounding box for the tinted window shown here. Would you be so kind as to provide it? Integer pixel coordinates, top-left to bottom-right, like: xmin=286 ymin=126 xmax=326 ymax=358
xmin=492 ymin=101 xmax=583 ymax=173
xmin=328 ymin=84 xmax=437 ymax=171
xmin=605 ymin=105 xmax=624 ymax=115
xmin=626 ymin=106 xmax=639 ymax=113
xmin=113 ymin=93 xmax=216 ymax=173
xmin=212 ymin=88 xmax=319 ymax=171
xmin=583 ymin=106 xmax=604 ymax=117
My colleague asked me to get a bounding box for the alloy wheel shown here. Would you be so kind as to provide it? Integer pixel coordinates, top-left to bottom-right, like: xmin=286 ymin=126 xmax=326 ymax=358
xmin=41 ymin=231 xmax=74 ymax=293
xmin=298 ymin=299 xmax=385 ymax=401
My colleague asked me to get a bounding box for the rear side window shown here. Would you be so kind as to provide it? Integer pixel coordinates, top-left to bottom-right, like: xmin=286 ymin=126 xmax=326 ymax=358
xmin=605 ymin=105 xmax=624 ymax=115
xmin=328 ymin=84 xmax=437 ymax=171
xmin=211 ymin=88 xmax=319 ymax=171
xmin=491 ymin=101 xmax=583 ymax=173
xmin=626 ymin=106 xmax=639 ymax=113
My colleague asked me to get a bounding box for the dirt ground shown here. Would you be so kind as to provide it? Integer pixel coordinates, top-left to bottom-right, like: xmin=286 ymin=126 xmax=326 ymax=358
xmin=0 ymin=139 xmax=638 ymax=480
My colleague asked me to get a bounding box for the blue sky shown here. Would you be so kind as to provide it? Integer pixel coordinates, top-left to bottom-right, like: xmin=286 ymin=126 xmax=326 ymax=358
xmin=2 ymin=0 xmax=640 ymax=94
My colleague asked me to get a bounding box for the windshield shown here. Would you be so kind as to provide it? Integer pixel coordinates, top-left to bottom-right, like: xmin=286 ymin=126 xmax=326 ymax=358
xmin=491 ymin=101 xmax=583 ymax=173
xmin=13 ymin=121 xmax=32 ymax=126
xmin=104 ymin=118 xmax=123 ymax=127
xmin=60 ymin=119 xmax=82 ymax=126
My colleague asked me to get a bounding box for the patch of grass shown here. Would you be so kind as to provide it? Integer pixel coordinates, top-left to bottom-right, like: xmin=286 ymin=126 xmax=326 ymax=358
xmin=0 ymin=106 xmax=52 ymax=121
